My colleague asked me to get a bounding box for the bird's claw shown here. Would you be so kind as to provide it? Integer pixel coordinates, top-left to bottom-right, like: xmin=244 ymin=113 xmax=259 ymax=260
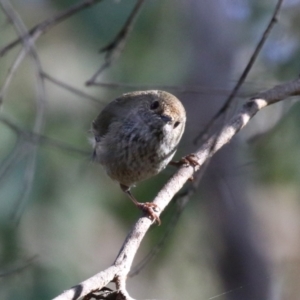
xmin=136 ymin=202 xmax=161 ymax=225
xmin=170 ymin=153 xmax=199 ymax=168
xmin=170 ymin=154 xmax=199 ymax=181
xmin=180 ymin=154 xmax=199 ymax=167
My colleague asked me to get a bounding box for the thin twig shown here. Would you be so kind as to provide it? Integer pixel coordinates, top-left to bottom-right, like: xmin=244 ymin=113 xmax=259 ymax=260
xmin=86 ymin=0 xmax=146 ymax=85
xmin=0 ymin=0 xmax=104 ymax=57
xmin=0 ymin=0 xmax=47 ymax=223
xmin=0 ymin=116 xmax=90 ymax=156
xmin=0 ymin=48 xmax=27 ymax=105
xmin=0 ymin=115 xmax=89 ymax=222
xmin=0 ymin=139 xmax=28 ymax=186
xmin=42 ymin=72 xmax=104 ymax=105
xmin=0 ymin=255 xmax=38 ymax=277
xmin=53 ymin=78 xmax=300 ymax=300
xmin=194 ymin=0 xmax=284 ymax=145
xmin=89 ymin=80 xmax=247 ymax=97
xmin=10 ymin=146 xmax=38 ymax=223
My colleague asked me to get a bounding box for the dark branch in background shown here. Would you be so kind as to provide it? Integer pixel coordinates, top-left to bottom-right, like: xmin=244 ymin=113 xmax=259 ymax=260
xmin=0 ymin=115 xmax=89 ymax=218
xmin=0 ymin=116 xmax=90 ymax=157
xmin=0 ymin=0 xmax=110 ymax=224
xmin=193 ymin=0 xmax=284 ymax=145
xmin=0 ymin=0 xmax=104 ymax=57
xmin=0 ymin=0 xmax=47 ymax=223
xmin=0 ymin=255 xmax=38 ymax=277
xmin=42 ymin=72 xmax=104 ymax=106
xmin=53 ymin=79 xmax=300 ymax=300
xmin=89 ymin=80 xmax=248 ymax=97
xmin=0 ymin=48 xmax=27 ymax=104
xmin=86 ymin=0 xmax=146 ymax=85
xmin=0 ymin=139 xmax=28 ymax=186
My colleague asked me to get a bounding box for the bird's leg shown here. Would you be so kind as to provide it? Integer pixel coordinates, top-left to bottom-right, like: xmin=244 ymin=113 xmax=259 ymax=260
xmin=120 ymin=184 xmax=161 ymax=225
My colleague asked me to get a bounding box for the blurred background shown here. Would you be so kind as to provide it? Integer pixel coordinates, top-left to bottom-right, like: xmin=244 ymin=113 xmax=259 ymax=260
xmin=1 ymin=0 xmax=300 ymax=299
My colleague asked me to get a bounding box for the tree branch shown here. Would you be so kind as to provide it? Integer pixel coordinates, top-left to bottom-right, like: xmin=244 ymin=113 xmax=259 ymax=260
xmin=42 ymin=72 xmax=104 ymax=106
xmin=0 ymin=0 xmax=104 ymax=57
xmin=0 ymin=0 xmax=48 ymax=222
xmin=53 ymin=78 xmax=300 ymax=300
xmin=194 ymin=0 xmax=284 ymax=145
xmin=0 ymin=116 xmax=89 ymax=156
xmin=88 ymin=80 xmax=245 ymax=97
xmin=86 ymin=0 xmax=146 ymax=85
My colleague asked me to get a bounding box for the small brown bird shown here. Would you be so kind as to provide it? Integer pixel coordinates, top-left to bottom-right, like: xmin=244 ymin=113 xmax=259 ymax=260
xmin=92 ymin=90 xmax=186 ymax=223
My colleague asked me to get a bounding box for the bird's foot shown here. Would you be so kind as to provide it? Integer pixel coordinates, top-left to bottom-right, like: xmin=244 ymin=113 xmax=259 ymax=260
xmin=169 ymin=154 xmax=199 ymax=181
xmin=170 ymin=153 xmax=199 ymax=168
xmin=136 ymin=202 xmax=161 ymax=225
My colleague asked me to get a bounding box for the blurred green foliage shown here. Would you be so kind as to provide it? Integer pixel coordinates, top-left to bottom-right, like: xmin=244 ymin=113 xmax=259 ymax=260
xmin=253 ymin=102 xmax=300 ymax=184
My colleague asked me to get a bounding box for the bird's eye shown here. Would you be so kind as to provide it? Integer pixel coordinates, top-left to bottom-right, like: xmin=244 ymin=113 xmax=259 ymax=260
xmin=174 ymin=121 xmax=180 ymax=128
xmin=150 ymin=100 xmax=159 ymax=110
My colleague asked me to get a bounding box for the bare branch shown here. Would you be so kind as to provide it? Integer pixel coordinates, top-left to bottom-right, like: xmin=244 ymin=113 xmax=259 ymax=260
xmin=0 ymin=139 xmax=27 ymax=185
xmin=42 ymin=72 xmax=104 ymax=106
xmin=86 ymin=0 xmax=146 ymax=84
xmin=0 ymin=0 xmax=104 ymax=57
xmin=129 ymin=161 xmax=209 ymax=277
xmin=0 ymin=0 xmax=47 ymax=222
xmin=194 ymin=0 xmax=284 ymax=145
xmin=0 ymin=116 xmax=89 ymax=156
xmin=128 ymin=193 xmax=189 ymax=278
xmin=53 ymin=78 xmax=300 ymax=300
xmin=0 ymin=115 xmax=89 ymax=221
xmin=0 ymin=48 xmax=26 ymax=105
xmin=89 ymin=80 xmax=247 ymax=97
xmin=0 ymin=255 xmax=38 ymax=277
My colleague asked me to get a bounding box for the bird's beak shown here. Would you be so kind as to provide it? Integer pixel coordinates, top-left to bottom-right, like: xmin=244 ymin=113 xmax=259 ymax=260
xmin=160 ymin=114 xmax=172 ymax=123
